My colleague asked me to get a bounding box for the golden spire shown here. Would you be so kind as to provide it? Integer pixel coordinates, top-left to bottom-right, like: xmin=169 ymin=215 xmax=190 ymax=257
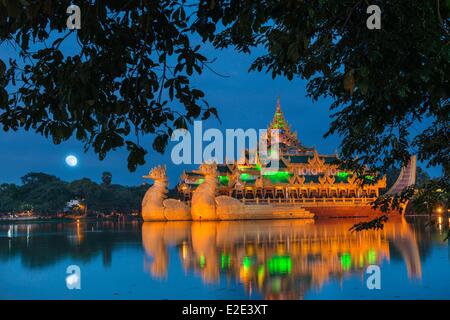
xmin=268 ymin=97 xmax=300 ymax=147
xmin=276 ymin=96 xmax=281 ymax=113
xmin=270 ymin=97 xmax=288 ymax=130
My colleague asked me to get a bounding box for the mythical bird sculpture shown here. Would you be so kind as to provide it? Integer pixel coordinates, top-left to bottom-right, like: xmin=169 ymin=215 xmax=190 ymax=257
xmin=142 ymin=165 xmax=190 ymax=221
xmin=191 ymin=163 xmax=219 ymax=220
xmin=190 ymin=163 xmax=244 ymax=220
xmin=142 ymin=163 xmax=312 ymax=221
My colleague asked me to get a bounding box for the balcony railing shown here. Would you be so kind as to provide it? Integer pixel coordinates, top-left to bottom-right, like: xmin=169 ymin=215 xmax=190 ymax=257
xmin=239 ymin=197 xmax=377 ymax=205
xmin=183 ymin=197 xmax=377 ymax=206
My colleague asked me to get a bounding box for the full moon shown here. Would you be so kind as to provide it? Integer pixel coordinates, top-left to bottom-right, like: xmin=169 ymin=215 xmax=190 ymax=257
xmin=65 ymin=155 xmax=78 ymax=167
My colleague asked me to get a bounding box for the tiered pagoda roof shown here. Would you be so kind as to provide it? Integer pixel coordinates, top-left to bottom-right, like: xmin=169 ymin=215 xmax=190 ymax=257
xmin=267 ymin=97 xmax=301 ymax=148
xmin=177 ymin=97 xmax=386 ymax=196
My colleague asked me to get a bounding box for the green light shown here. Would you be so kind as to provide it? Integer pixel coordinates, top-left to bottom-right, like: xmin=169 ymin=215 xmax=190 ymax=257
xmin=221 ymin=253 xmax=231 ymax=269
xmin=255 ymin=163 xmax=262 ymax=171
xmin=218 ymin=176 xmax=229 ymax=186
xmin=263 ymin=171 xmax=291 ymax=183
xmin=367 ymin=250 xmax=377 ymax=264
xmin=199 ymin=255 xmax=206 ymax=268
xmin=267 ymin=255 xmax=292 ymax=274
xmin=365 ymin=175 xmax=374 ymax=181
xmin=341 ymin=253 xmax=352 ymax=271
xmin=263 ymin=170 xmax=289 ymax=176
xmin=271 ymin=278 xmax=282 ymax=293
xmin=242 ymin=256 xmax=253 ymax=270
xmin=337 ymin=171 xmax=349 ymax=178
xmin=196 ymin=178 xmax=205 ymax=185
xmin=240 ymin=173 xmax=255 ymax=181
xmin=258 ymin=265 xmax=265 ymax=278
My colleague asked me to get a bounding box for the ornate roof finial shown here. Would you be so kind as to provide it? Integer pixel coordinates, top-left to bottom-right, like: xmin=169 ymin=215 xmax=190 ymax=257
xmin=268 ymin=96 xmax=302 ymax=147
xmin=276 ymin=96 xmax=281 ymax=113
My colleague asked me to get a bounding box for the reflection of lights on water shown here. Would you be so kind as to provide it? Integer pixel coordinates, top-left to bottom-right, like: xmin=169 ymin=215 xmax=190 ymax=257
xmin=199 ymin=255 xmax=206 ymax=268
xmin=367 ymin=249 xmax=377 ymax=265
xmin=245 ymin=245 xmax=255 ymax=256
xmin=221 ymin=253 xmax=231 ymax=269
xmin=271 ymin=278 xmax=282 ymax=294
xmin=26 ymin=225 xmax=30 ymax=247
xmin=268 ymin=255 xmax=292 ymax=274
xmin=77 ymin=221 xmax=81 ymax=240
xmin=242 ymin=256 xmax=253 ymax=270
xmin=359 ymin=254 xmax=364 ymax=268
xmin=7 ymin=226 xmax=13 ymax=250
xmin=181 ymin=241 xmax=189 ymax=260
xmin=438 ymin=216 xmax=443 ymax=232
xmin=341 ymin=253 xmax=352 ymax=271
xmin=240 ymin=256 xmax=254 ymax=282
xmin=258 ymin=265 xmax=265 ymax=288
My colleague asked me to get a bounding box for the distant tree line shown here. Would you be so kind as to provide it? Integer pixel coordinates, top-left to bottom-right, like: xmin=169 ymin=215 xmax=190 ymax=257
xmin=0 ymin=172 xmax=151 ymax=215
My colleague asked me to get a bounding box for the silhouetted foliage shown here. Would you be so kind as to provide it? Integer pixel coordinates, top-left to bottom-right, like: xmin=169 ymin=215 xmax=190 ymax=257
xmin=101 ymin=171 xmax=112 ymax=186
xmin=0 ymin=172 xmax=149 ymax=215
xmin=350 ymin=215 xmax=389 ymax=232
xmin=0 ymin=0 xmax=218 ymax=172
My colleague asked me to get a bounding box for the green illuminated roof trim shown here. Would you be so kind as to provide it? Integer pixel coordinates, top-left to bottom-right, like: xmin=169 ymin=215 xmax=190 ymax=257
xmin=240 ymin=173 xmax=256 ymax=182
xmin=337 ymin=171 xmax=349 ymax=178
xmin=219 ymin=175 xmax=229 ymax=186
xmin=262 ymin=171 xmax=290 ymax=176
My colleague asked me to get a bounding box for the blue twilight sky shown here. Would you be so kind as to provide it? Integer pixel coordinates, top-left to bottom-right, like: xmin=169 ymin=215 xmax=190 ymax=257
xmin=0 ymin=37 xmax=443 ymax=187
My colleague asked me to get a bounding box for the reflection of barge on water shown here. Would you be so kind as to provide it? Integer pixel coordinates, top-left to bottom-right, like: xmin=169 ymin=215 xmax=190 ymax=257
xmin=141 ymin=218 xmax=422 ymax=299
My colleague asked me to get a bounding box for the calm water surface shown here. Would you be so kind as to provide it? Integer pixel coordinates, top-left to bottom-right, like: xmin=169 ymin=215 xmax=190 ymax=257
xmin=0 ymin=217 xmax=449 ymax=299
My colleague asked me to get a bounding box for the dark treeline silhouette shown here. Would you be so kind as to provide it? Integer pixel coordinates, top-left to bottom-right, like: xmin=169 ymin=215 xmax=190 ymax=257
xmin=0 ymin=172 xmax=149 ymax=215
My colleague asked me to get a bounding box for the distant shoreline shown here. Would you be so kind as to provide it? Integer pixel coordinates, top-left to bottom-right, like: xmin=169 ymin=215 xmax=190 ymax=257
xmin=0 ymin=215 xmax=141 ymax=223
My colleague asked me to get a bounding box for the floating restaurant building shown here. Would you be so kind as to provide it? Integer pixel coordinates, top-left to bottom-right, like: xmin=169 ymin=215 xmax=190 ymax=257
xmin=178 ymin=99 xmax=388 ymax=216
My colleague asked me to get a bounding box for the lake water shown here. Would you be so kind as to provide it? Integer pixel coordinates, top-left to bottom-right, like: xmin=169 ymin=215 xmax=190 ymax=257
xmin=0 ymin=217 xmax=449 ymax=299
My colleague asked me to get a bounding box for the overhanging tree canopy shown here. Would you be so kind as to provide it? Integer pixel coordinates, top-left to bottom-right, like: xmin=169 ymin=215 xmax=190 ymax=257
xmin=194 ymin=0 xmax=449 ymax=178
xmin=0 ymin=0 xmax=218 ymax=171
xmin=0 ymin=0 xmax=448 ymax=182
